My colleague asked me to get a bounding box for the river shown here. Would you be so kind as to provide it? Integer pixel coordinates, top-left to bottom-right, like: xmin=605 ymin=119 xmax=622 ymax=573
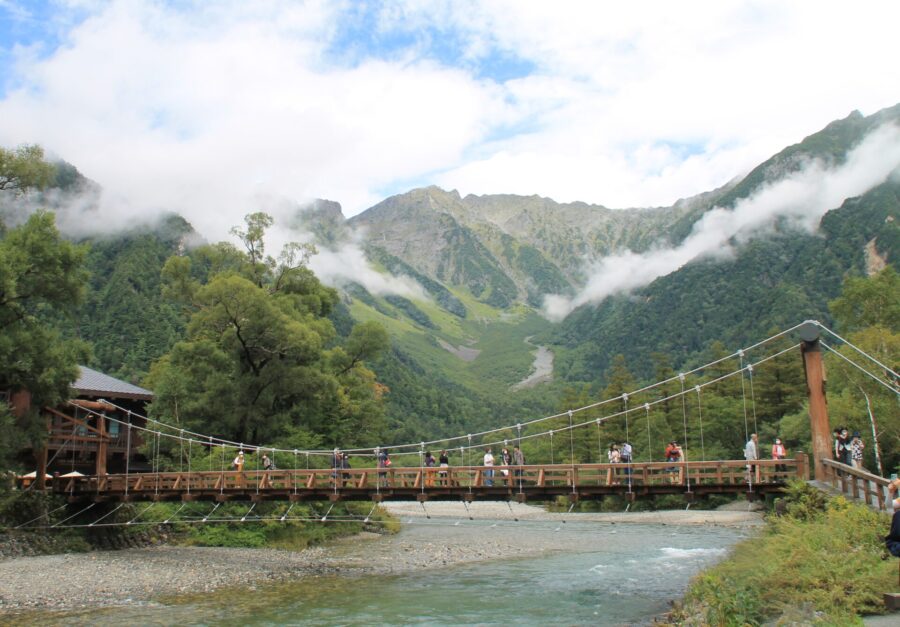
xmin=18 ymin=519 xmax=748 ymax=626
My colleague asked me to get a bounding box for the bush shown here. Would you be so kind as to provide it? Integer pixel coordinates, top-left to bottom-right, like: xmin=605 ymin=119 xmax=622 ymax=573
xmin=187 ymin=524 xmax=267 ymax=548
xmin=679 ymin=492 xmax=895 ymax=624
xmin=701 ymin=494 xmax=735 ymax=510
xmin=654 ymin=494 xmax=687 ymax=510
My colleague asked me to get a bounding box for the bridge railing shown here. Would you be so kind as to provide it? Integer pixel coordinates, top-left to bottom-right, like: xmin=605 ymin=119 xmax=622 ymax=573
xmin=821 ymin=459 xmax=892 ymax=511
xmin=51 ymin=456 xmax=806 ymax=497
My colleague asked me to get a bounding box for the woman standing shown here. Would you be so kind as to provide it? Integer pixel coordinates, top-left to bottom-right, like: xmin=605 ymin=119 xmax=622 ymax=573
xmin=607 ymin=444 xmax=620 ymax=485
xmin=424 ymin=450 xmax=436 ymax=487
xmin=500 ymin=447 xmax=512 ymax=478
xmin=665 ymin=441 xmax=682 ymax=484
xmin=771 ymin=437 xmax=787 ymax=474
xmin=438 ymin=449 xmax=450 ymax=486
xmin=850 ymin=432 xmax=865 ymax=470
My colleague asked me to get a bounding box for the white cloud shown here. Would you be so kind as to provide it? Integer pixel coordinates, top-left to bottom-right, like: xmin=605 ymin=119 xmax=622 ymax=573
xmin=542 ymin=123 xmax=900 ymax=321
xmin=0 ymin=0 xmax=899 ymax=299
xmin=0 ymin=1 xmax=501 ymax=235
xmin=309 ymin=243 xmax=427 ymax=299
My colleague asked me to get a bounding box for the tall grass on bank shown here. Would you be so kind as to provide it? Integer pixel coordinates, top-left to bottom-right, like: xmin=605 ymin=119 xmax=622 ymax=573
xmin=675 ymin=482 xmax=896 ymax=625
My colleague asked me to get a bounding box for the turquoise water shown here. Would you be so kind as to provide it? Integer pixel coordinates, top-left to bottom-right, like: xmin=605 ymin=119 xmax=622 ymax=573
xmin=16 ymin=522 xmax=747 ymax=626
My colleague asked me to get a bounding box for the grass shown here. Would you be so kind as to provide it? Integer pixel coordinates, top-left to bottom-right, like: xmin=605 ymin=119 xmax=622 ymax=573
xmin=348 ymin=291 xmax=556 ymax=394
xmin=674 ymin=482 xmax=897 ymax=625
xmin=146 ymin=501 xmax=399 ymax=550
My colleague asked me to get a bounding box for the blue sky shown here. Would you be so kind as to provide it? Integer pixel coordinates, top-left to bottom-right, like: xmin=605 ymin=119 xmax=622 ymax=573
xmin=0 ymin=0 xmax=898 ymax=230
xmin=325 ymin=2 xmax=535 ymax=83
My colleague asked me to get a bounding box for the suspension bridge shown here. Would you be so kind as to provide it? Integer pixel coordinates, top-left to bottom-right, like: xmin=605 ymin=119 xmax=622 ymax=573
xmin=8 ymin=320 xmax=900 ymax=529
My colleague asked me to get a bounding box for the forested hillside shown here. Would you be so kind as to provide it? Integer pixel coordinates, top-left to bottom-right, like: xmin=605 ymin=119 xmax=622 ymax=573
xmin=547 ymin=107 xmax=900 ymax=382
xmin=549 ymin=178 xmax=899 ymax=382
xmin=1 ymin=103 xmax=898 ymax=464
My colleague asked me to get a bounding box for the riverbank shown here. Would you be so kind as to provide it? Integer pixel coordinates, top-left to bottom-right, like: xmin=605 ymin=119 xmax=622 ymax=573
xmin=381 ymin=500 xmax=765 ymax=527
xmin=671 ymin=484 xmax=898 ymax=624
xmin=0 ymin=502 xmax=762 ymax=614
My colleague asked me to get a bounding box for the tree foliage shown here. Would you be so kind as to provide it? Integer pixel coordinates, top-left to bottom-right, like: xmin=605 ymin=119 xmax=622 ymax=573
xmin=147 ymin=213 xmax=389 ymax=448
xmin=823 ymin=267 xmax=900 ymax=474
xmin=0 ymin=144 xmax=55 ymax=194
xmin=0 ymin=209 xmax=89 ymax=459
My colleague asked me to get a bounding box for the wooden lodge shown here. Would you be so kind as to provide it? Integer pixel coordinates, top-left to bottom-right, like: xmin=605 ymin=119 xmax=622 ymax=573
xmin=9 ymin=366 xmax=153 ymax=488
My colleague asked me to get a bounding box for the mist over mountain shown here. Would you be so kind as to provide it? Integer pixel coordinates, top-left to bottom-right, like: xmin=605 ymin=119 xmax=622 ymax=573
xmin=2 ymin=104 xmax=897 ymax=439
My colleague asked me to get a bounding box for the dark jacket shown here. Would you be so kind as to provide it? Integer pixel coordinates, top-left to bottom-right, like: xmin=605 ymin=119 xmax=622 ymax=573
xmin=886 ymin=510 xmax=900 ymax=557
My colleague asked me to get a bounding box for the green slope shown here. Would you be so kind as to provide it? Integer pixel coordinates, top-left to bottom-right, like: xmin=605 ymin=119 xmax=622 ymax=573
xmin=548 ymin=179 xmax=900 ymax=382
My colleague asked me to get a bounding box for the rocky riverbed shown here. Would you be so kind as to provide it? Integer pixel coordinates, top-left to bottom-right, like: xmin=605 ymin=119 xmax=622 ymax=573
xmin=0 ymin=502 xmax=762 ymax=615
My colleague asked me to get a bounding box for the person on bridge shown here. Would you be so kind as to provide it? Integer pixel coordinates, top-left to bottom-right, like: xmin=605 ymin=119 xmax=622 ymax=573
xmin=771 ymin=438 xmax=787 ymax=474
xmin=424 ymin=451 xmax=436 ymax=487
xmin=500 ymin=447 xmax=512 ymax=478
xmin=885 ymin=479 xmax=900 ymax=574
xmin=665 ymin=441 xmax=682 ymax=484
xmin=341 ymin=453 xmax=352 ymax=486
xmin=513 ymin=446 xmax=525 ymax=483
xmin=621 ymin=441 xmax=633 ymax=477
xmin=332 ymin=448 xmax=342 ymax=485
xmin=438 ymin=450 xmax=449 ymax=486
xmin=262 ymin=453 xmax=275 ymax=471
xmin=744 ymin=433 xmax=759 ymax=480
xmin=376 ymin=447 xmax=390 ymax=487
xmin=833 ymin=428 xmax=842 ymax=461
xmin=232 ymin=450 xmax=245 ymax=487
xmin=837 ymin=428 xmax=853 ymax=466
xmin=607 ymin=443 xmax=620 ymax=485
xmin=483 ymin=447 xmax=494 ymax=486
xmin=850 ymin=432 xmax=865 ymax=470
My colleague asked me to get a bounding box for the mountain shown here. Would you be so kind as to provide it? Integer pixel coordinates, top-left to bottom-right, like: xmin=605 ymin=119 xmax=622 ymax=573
xmin=346 ymin=105 xmax=899 ymax=322
xmin=4 ymin=103 xmax=898 ymax=444
xmin=547 ymin=106 xmax=900 ymax=380
xmin=347 ymin=183 xmax=731 ymax=308
xmin=333 ymin=103 xmax=899 ymax=390
xmin=550 ymin=179 xmax=899 ymax=380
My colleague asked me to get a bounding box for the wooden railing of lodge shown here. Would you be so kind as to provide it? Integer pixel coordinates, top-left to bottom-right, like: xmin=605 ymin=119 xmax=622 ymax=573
xmin=51 ymin=455 xmax=808 ymax=502
xmin=821 ymin=458 xmax=893 ymax=511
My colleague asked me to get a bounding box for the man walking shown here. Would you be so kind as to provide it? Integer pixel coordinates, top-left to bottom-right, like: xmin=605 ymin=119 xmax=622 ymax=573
xmin=483 ymin=447 xmax=494 ymax=486
xmin=744 ymin=433 xmax=759 ymax=481
xmin=513 ymin=445 xmax=525 ymax=486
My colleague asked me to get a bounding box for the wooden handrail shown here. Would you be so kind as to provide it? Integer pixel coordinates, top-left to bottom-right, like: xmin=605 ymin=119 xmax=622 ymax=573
xmin=821 ymin=459 xmax=890 ymax=487
xmin=821 ymin=459 xmax=891 ymax=511
xmin=44 ymin=458 xmax=804 ymax=500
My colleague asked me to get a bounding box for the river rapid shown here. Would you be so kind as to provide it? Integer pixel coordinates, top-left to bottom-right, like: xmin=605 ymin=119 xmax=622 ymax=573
xmin=9 ymin=517 xmax=750 ymax=626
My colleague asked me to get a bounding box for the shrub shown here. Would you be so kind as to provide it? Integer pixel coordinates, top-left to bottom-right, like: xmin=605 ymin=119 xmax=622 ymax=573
xmin=681 ymin=494 xmax=895 ymax=624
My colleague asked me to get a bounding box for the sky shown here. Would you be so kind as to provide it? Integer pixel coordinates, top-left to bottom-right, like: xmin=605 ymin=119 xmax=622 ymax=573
xmin=2 ymin=1 xmax=899 ymax=228
xmin=1 ymin=1 xmax=899 ymax=312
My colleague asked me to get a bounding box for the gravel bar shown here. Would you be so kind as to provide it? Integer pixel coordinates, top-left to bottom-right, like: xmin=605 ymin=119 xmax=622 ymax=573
xmin=0 ymin=502 xmax=762 ymax=614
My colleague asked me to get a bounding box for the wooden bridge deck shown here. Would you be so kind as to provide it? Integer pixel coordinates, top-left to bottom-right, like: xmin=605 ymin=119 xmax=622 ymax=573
xmin=51 ymin=457 xmax=807 ymax=503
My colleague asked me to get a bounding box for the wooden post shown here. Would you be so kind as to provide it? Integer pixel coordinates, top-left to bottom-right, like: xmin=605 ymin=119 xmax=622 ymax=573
xmin=36 ymin=412 xmax=49 ymax=491
xmin=795 ymin=452 xmax=808 ymax=480
xmin=800 ymin=323 xmax=831 ymax=482
xmin=96 ymin=412 xmax=108 ymax=476
xmin=36 ymin=444 xmax=48 ymax=491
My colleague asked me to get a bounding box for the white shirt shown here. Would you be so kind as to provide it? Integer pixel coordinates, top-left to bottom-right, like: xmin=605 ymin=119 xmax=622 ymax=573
xmin=744 ymin=439 xmax=758 ymax=461
xmin=483 ymin=452 xmax=494 ymax=466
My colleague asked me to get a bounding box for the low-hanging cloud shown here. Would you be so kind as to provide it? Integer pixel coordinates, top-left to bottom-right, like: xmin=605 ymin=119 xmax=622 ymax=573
xmin=308 ymin=243 xmax=428 ymax=300
xmin=222 ymin=195 xmax=428 ymax=301
xmin=542 ymin=123 xmax=900 ymax=322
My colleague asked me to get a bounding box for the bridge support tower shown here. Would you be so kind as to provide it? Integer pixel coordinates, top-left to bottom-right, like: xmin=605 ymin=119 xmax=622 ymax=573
xmin=799 ymin=323 xmax=831 ymax=482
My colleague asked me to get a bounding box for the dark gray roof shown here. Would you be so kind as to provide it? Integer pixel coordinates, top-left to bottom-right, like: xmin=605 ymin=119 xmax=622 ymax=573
xmin=72 ymin=366 xmax=154 ymax=401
